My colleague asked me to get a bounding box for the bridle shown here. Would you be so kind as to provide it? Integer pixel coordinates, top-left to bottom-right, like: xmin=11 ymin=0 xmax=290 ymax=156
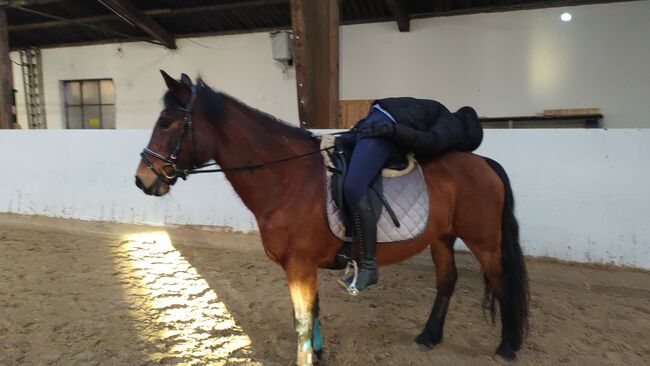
xmin=139 ymin=84 xmax=350 ymax=183
xmin=140 ymin=85 xmax=199 ymax=182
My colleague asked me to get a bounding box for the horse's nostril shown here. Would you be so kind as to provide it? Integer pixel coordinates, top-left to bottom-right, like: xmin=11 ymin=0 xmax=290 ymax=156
xmin=135 ymin=176 xmax=145 ymax=190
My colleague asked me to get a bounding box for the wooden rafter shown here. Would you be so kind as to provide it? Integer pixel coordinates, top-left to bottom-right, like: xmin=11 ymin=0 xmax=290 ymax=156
xmin=384 ymin=0 xmax=410 ymax=32
xmin=144 ymin=0 xmax=288 ymax=18
xmin=8 ymin=13 xmax=117 ymax=31
xmin=97 ymin=0 xmax=176 ymax=49
xmin=8 ymin=0 xmax=289 ymax=32
xmin=5 ymin=0 xmax=63 ymax=6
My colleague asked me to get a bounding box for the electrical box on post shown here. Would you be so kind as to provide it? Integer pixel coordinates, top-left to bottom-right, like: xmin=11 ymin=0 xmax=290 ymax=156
xmin=270 ymin=31 xmax=293 ymax=65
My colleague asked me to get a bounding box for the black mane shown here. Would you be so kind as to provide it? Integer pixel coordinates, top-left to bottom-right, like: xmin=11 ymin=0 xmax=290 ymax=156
xmin=162 ymin=81 xmax=224 ymax=122
xmin=163 ymin=80 xmax=313 ymax=140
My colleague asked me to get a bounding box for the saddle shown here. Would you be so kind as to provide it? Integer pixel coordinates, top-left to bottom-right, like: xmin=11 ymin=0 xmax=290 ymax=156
xmin=320 ymin=134 xmax=430 ymax=269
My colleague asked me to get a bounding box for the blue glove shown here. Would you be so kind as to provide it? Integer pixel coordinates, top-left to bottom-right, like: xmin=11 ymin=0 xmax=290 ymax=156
xmin=357 ymin=119 xmax=395 ymax=138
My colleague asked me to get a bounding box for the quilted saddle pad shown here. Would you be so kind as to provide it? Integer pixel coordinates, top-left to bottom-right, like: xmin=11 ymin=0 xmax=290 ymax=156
xmin=324 ymin=164 xmax=430 ymax=243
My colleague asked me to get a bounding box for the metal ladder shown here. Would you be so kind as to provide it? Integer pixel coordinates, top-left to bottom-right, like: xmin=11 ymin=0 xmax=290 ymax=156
xmin=19 ymin=48 xmax=46 ymax=129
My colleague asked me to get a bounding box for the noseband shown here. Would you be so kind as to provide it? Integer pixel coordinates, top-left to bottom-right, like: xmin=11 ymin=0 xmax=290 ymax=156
xmin=140 ymin=85 xmax=199 ymax=181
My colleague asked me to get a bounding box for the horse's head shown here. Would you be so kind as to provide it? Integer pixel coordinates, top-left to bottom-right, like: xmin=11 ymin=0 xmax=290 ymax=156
xmin=135 ymin=70 xmax=221 ymax=196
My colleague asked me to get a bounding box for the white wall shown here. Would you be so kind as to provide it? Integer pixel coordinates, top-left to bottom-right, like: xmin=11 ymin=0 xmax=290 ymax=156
xmin=0 ymin=130 xmax=258 ymax=230
xmin=8 ymin=1 xmax=650 ymax=129
xmin=12 ymin=33 xmax=299 ymax=129
xmin=0 ymin=129 xmax=649 ymax=269
xmin=341 ymin=1 xmax=650 ymax=128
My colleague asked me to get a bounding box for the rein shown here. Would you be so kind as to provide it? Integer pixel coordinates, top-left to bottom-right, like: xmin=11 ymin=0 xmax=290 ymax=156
xmin=140 ymin=85 xmax=350 ymax=181
xmin=179 ymin=141 xmax=347 ymax=176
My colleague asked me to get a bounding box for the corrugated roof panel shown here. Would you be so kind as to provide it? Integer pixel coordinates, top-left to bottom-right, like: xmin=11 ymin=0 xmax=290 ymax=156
xmin=5 ymin=0 xmax=636 ymax=49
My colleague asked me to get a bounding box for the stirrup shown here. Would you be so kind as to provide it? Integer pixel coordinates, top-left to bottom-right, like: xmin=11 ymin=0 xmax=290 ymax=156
xmin=336 ymin=260 xmax=359 ymax=296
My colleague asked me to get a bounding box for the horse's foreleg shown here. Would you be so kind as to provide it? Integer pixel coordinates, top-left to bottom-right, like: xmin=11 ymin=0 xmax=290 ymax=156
xmin=416 ymin=236 xmax=457 ymax=349
xmin=285 ymin=258 xmax=319 ymax=366
xmin=312 ymin=293 xmax=323 ymax=360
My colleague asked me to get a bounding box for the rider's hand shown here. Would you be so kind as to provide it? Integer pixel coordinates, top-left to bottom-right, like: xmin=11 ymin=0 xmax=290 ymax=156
xmin=357 ymin=119 xmax=395 ymax=138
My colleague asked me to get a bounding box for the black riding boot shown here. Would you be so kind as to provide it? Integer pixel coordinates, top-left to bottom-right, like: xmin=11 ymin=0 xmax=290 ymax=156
xmin=346 ymin=193 xmax=378 ymax=291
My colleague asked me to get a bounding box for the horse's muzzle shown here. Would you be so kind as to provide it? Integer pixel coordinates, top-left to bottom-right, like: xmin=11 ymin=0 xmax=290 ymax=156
xmin=135 ymin=175 xmax=169 ymax=196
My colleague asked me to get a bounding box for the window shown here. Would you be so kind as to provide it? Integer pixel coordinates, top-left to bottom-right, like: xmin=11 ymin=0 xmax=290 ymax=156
xmin=63 ymin=79 xmax=115 ymax=129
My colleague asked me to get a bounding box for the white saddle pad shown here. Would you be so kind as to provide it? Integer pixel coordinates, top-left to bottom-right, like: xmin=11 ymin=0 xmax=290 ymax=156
xmin=324 ymin=164 xmax=430 ymax=243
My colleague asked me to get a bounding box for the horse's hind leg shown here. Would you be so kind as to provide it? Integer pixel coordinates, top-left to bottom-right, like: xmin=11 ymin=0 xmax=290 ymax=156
xmin=464 ymin=238 xmax=519 ymax=361
xmin=415 ymin=236 xmax=457 ymax=349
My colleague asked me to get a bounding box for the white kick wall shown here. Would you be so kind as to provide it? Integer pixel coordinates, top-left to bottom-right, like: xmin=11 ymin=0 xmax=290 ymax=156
xmin=9 ymin=0 xmax=650 ymax=129
xmin=0 ymin=129 xmax=649 ymax=270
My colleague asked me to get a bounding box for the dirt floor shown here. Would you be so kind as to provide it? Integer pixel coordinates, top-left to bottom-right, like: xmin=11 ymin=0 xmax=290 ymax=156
xmin=1 ymin=214 xmax=649 ymax=366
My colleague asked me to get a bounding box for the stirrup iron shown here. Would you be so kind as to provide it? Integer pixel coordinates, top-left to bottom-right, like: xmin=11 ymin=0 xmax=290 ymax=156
xmin=337 ymin=260 xmax=359 ymax=296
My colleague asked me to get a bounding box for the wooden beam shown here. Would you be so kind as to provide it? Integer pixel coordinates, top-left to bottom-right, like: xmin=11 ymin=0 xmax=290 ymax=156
xmin=9 ymin=0 xmax=289 ymax=32
xmin=150 ymin=0 xmax=288 ymax=18
xmin=384 ymin=0 xmax=410 ymax=32
xmin=9 ymin=14 xmax=117 ymax=32
xmin=6 ymin=0 xmax=63 ymax=6
xmin=0 ymin=5 xmax=13 ymax=129
xmin=97 ymin=0 xmax=176 ymax=49
xmin=290 ymin=0 xmax=339 ymax=129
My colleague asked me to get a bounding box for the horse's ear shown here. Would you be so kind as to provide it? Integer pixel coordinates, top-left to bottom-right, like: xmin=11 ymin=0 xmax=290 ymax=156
xmin=160 ymin=70 xmax=180 ymax=91
xmin=180 ymin=73 xmax=193 ymax=88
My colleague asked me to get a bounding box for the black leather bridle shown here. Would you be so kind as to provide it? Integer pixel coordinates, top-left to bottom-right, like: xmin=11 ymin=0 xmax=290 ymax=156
xmin=140 ymin=84 xmax=350 ymax=183
xmin=140 ymin=85 xmax=199 ymax=182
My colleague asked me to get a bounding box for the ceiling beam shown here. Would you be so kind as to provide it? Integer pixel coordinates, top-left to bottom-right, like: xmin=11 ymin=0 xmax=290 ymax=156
xmin=8 ymin=0 xmax=289 ymax=32
xmin=384 ymin=0 xmax=410 ymax=32
xmin=97 ymin=0 xmax=176 ymax=49
xmin=150 ymin=0 xmax=288 ymax=18
xmin=5 ymin=0 xmax=63 ymax=6
xmin=9 ymin=14 xmax=115 ymax=31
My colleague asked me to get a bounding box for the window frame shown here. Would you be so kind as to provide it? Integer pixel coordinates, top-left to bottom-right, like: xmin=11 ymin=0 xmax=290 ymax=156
xmin=62 ymin=78 xmax=115 ymax=129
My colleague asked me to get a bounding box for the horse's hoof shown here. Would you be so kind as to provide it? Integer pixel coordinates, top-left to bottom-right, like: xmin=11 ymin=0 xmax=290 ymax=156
xmin=415 ymin=331 xmax=441 ymax=351
xmin=296 ymin=350 xmax=316 ymax=365
xmin=314 ymin=348 xmax=323 ymax=361
xmin=495 ymin=342 xmax=517 ymax=361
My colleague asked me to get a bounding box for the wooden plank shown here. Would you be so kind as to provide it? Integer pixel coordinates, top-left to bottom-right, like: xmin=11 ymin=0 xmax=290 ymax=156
xmin=290 ymin=0 xmax=339 ymax=129
xmin=0 ymin=6 xmax=13 ymax=129
xmin=480 ymin=114 xmax=603 ymax=122
xmin=542 ymin=108 xmax=601 ymax=116
xmin=384 ymin=0 xmax=410 ymax=32
xmin=339 ymin=99 xmax=373 ymax=129
xmin=98 ymin=0 xmax=176 ymax=49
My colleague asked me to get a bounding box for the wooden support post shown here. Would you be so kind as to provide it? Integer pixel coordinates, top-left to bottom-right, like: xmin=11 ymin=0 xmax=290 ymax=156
xmin=290 ymin=0 xmax=339 ymax=129
xmin=0 ymin=5 xmax=13 ymax=129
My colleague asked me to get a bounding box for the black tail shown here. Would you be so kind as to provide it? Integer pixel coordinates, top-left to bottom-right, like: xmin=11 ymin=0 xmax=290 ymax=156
xmin=483 ymin=157 xmax=529 ymax=350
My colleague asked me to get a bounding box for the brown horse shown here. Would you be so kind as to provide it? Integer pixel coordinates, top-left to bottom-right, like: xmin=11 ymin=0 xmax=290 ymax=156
xmin=135 ymin=71 xmax=529 ymax=365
